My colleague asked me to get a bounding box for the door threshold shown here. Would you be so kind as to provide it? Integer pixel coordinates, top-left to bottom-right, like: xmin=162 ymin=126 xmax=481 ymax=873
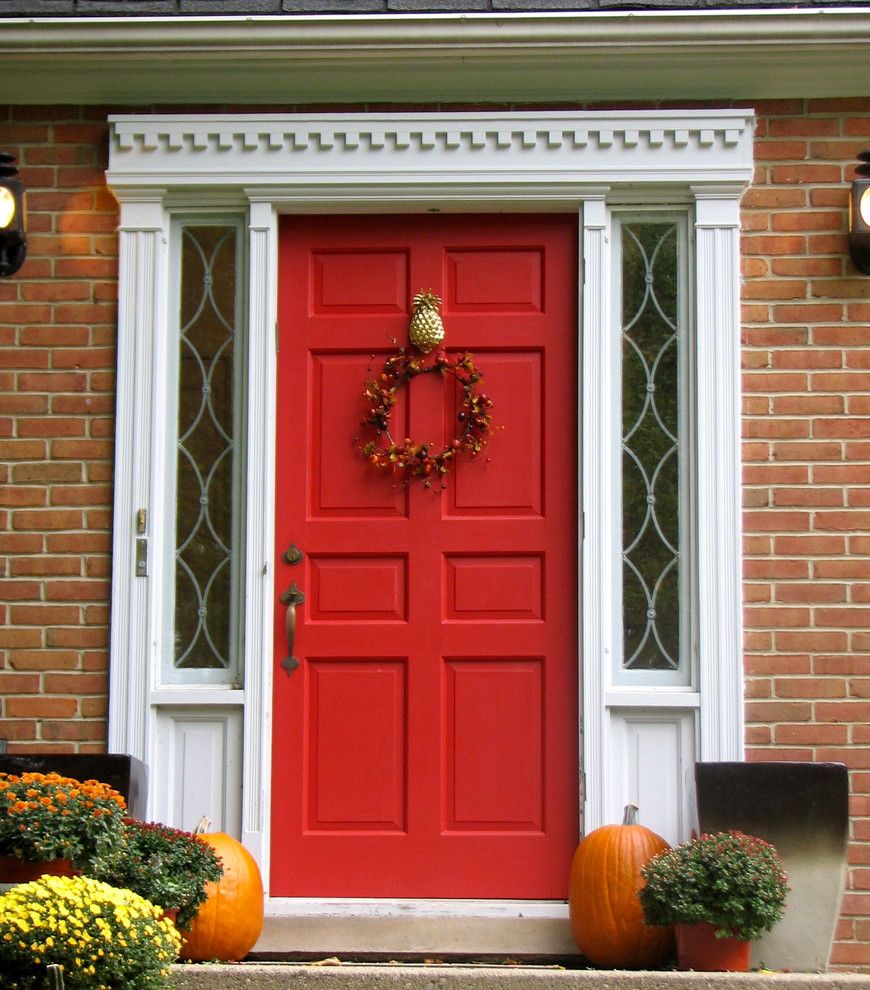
xmin=255 ymin=910 xmax=579 ymax=958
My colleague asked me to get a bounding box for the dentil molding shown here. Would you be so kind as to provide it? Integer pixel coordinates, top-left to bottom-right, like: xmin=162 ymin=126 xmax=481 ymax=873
xmin=107 ymin=111 xmax=755 ymax=194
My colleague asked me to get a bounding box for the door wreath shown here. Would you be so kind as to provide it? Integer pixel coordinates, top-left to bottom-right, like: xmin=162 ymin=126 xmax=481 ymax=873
xmin=359 ymin=292 xmax=494 ymax=488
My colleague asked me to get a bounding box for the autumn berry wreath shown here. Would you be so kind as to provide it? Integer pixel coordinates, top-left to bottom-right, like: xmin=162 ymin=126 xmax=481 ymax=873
xmin=359 ymin=293 xmax=494 ymax=488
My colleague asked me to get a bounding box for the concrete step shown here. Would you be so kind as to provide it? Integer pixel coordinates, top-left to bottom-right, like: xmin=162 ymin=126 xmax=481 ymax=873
xmin=173 ymin=964 xmax=870 ymax=990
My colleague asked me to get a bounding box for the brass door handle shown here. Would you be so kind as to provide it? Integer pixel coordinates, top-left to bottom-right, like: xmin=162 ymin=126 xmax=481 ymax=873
xmin=279 ymin=581 xmax=305 ymax=676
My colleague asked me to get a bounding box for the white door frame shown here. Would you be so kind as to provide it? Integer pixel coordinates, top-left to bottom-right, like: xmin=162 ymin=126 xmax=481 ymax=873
xmin=106 ymin=111 xmax=753 ymax=951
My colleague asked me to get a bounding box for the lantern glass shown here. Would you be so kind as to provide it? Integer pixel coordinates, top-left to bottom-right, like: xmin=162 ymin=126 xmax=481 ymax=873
xmin=0 ymin=187 xmax=15 ymax=229
xmin=861 ymin=186 xmax=870 ymax=227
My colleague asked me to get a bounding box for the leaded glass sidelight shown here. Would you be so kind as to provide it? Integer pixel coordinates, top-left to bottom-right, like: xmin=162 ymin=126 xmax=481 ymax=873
xmin=169 ymin=223 xmax=245 ymax=683
xmin=620 ymin=219 xmax=689 ymax=678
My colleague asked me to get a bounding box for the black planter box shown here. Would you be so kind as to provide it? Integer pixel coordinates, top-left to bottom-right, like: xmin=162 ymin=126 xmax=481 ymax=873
xmin=693 ymin=761 xmax=848 ymax=972
xmin=0 ymin=754 xmax=147 ymax=820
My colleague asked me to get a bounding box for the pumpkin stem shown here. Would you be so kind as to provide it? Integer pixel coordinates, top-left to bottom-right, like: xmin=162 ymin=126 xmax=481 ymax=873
xmin=194 ymin=815 xmax=211 ymax=835
xmin=622 ymin=804 xmax=639 ymax=826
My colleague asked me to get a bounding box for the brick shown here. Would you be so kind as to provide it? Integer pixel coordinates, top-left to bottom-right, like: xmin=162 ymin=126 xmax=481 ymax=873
xmin=745 ymin=654 xmax=811 ymax=675
xmin=774 ymin=677 xmax=847 ymax=698
xmin=744 ymin=631 xmax=773 ymax=651
xmin=743 ymin=464 xmax=808 ymax=484
xmin=817 ymin=561 xmax=870 ymax=579
xmin=814 ymin=372 xmax=870 ymax=392
xmin=774 ymin=303 xmax=844 ymax=323
xmin=45 ymin=580 xmax=110 ymax=602
xmin=774 ymin=441 xmax=843 ymax=462
xmin=775 ymin=582 xmax=847 ymax=603
xmin=0 ymin=440 xmax=48 ymax=460
xmin=17 ymin=372 xmax=88 ymax=392
xmin=773 ymin=488 xmax=843 ymax=507
xmin=7 ymin=651 xmax=80 ymax=671
xmin=744 ymin=559 xmax=809 ymax=579
xmin=12 ymin=462 xmax=82 ymax=483
xmin=767 ymin=117 xmax=841 ymax=137
xmin=742 ymin=234 xmax=806 ymax=257
xmin=770 ymin=164 xmax=843 ymax=184
xmin=45 ymin=627 xmax=107 ymax=648
xmin=745 ymin=701 xmax=812 ymax=722
xmin=0 ymin=394 xmax=50 ymax=414
xmin=815 ymin=465 xmax=870 ymax=484
xmin=17 ymin=417 xmax=87 ymax=438
xmin=817 ymin=608 xmax=870 ymax=628
xmin=0 ymin=580 xmax=42 ymax=601
xmin=743 ymin=510 xmax=809 ymax=532
xmin=0 ymin=533 xmax=43 ymax=553
xmin=744 ymin=606 xmax=811 ymax=628
xmin=743 ymin=418 xmax=809 ymax=439
xmin=773 ymin=350 xmax=842 ymax=370
xmin=45 ymin=533 xmax=110 ymax=553
xmin=50 ymin=439 xmax=113 ymax=460
xmin=0 ymin=628 xmax=43 ymax=649
xmin=818 ymin=701 xmax=870 ymax=722
xmin=772 ymin=395 xmax=843 ymax=416
xmin=5 ymin=697 xmax=79 ymax=718
xmin=775 ymin=723 xmax=849 ymax=745
xmin=816 ymin=511 xmax=870 ymax=531
xmin=12 ymin=509 xmax=83 ymax=531
xmin=40 ymin=721 xmax=107 ymax=742
xmin=771 ymin=211 xmax=843 ymax=232
xmin=746 ymin=747 xmax=814 ymax=762
xmin=43 ymin=673 xmax=107 ymax=695
xmin=776 ymin=630 xmax=849 ymax=651
xmin=9 ymin=604 xmax=80 ymax=625
xmin=818 ymin=656 xmax=870 ymax=676
xmin=0 ymin=486 xmax=48 ymax=507
xmin=742 ymin=327 xmax=808 ymax=347
xmin=0 ymin=674 xmax=41 ymax=695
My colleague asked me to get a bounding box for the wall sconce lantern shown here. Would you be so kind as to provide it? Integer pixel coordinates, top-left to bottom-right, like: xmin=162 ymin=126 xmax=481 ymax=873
xmin=0 ymin=153 xmax=27 ymax=278
xmin=849 ymin=150 xmax=870 ymax=275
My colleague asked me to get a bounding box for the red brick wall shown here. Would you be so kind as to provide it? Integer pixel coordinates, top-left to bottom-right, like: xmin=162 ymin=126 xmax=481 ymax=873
xmin=0 ymin=108 xmax=116 ymax=752
xmin=1 ymin=98 xmax=870 ymax=966
xmin=742 ymin=97 xmax=870 ymax=969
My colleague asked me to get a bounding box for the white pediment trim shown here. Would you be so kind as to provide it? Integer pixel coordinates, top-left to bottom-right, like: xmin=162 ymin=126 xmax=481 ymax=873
xmin=107 ymin=111 xmax=755 ymax=196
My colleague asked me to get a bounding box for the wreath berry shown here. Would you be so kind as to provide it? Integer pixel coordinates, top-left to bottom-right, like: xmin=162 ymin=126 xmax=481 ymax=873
xmin=360 ymin=345 xmax=494 ymax=488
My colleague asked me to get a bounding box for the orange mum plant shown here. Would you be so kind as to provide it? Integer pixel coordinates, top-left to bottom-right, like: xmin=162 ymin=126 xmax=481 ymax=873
xmin=0 ymin=771 xmax=126 ymax=869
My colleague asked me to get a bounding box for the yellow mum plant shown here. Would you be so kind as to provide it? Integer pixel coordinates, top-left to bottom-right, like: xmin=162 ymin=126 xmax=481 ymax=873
xmin=0 ymin=873 xmax=181 ymax=989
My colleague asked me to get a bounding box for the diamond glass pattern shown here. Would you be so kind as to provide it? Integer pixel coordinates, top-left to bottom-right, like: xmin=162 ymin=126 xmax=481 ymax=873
xmin=621 ymin=222 xmax=681 ymax=671
xmin=173 ymin=226 xmax=238 ymax=669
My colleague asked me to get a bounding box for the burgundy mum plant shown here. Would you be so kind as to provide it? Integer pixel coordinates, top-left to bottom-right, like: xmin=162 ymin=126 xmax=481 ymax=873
xmin=638 ymin=830 xmax=789 ymax=941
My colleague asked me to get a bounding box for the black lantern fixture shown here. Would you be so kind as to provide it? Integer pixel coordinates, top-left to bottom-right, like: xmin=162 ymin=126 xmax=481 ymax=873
xmin=0 ymin=153 xmax=26 ymax=278
xmin=849 ymin=150 xmax=870 ymax=275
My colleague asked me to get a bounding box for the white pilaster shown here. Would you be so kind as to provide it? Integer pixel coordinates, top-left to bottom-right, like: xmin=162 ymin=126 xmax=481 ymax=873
xmin=108 ymin=195 xmax=169 ymax=804
xmin=241 ymin=199 xmax=279 ymax=873
xmin=580 ymin=194 xmax=613 ymax=833
xmin=693 ymin=187 xmax=745 ymax=762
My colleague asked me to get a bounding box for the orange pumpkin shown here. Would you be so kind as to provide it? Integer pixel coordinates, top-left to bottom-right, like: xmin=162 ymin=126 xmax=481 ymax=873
xmin=179 ymin=825 xmax=264 ymax=962
xmin=568 ymin=804 xmax=674 ymax=969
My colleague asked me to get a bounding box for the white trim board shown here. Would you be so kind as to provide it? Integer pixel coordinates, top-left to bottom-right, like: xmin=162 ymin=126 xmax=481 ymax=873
xmin=3 ymin=11 xmax=870 ymax=104
xmin=106 ymin=110 xmax=751 ymax=950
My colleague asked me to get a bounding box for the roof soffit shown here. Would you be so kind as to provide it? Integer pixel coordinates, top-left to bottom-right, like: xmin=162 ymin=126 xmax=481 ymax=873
xmin=3 ymin=10 xmax=870 ymax=102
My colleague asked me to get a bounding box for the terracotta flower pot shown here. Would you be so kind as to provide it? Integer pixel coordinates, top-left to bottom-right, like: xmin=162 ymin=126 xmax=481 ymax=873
xmin=0 ymin=854 xmax=78 ymax=884
xmin=675 ymin=922 xmax=750 ymax=972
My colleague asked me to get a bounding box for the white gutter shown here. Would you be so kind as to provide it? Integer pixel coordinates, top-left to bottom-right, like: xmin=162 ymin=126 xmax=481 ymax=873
xmin=2 ymin=9 xmax=870 ymax=103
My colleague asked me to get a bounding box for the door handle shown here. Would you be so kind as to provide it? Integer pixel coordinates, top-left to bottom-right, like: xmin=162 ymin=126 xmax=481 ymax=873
xmin=279 ymin=580 xmax=305 ymax=676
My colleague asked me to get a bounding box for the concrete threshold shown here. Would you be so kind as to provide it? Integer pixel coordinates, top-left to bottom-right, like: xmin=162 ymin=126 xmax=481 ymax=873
xmin=173 ymin=963 xmax=870 ymax=990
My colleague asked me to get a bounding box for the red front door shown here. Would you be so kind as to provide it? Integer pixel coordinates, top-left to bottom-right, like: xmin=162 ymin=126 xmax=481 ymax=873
xmin=272 ymin=214 xmax=578 ymax=899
